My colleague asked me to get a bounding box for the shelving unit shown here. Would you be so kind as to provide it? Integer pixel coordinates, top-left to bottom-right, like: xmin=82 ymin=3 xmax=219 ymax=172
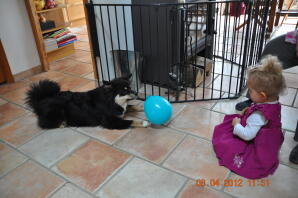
xmin=25 ymin=0 xmax=75 ymax=71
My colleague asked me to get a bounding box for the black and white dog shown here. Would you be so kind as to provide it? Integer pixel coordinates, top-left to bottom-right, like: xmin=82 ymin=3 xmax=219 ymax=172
xmin=26 ymin=75 xmax=149 ymax=129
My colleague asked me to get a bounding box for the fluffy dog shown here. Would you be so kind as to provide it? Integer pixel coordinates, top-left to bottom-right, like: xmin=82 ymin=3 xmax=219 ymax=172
xmin=26 ymin=75 xmax=149 ymax=129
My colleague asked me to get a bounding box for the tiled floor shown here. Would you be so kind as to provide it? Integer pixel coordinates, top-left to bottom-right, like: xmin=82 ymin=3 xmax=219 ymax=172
xmin=0 ymin=22 xmax=298 ymax=198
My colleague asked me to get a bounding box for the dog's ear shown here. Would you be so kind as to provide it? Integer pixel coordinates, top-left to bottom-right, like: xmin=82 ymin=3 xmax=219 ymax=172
xmin=103 ymin=80 xmax=112 ymax=88
xmin=103 ymin=80 xmax=111 ymax=85
xmin=123 ymin=73 xmax=132 ymax=80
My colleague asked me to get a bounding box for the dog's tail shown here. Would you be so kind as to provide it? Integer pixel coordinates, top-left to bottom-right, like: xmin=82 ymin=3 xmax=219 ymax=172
xmin=26 ymin=80 xmax=60 ymax=111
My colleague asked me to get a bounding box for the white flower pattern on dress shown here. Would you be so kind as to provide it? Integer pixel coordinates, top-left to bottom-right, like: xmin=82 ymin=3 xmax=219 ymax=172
xmin=233 ymin=155 xmax=244 ymax=168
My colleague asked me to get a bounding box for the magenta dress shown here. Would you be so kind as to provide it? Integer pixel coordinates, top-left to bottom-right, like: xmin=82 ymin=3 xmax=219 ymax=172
xmin=212 ymin=103 xmax=284 ymax=179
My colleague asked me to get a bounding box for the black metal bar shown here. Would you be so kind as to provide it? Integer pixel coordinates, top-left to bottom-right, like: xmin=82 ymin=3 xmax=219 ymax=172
xmin=106 ymin=6 xmax=117 ymax=79
xmin=130 ymin=5 xmax=140 ymax=92
xmin=85 ymin=2 xmax=102 ymax=85
xmin=239 ymin=0 xmax=253 ymax=93
xmin=88 ymin=0 xmax=268 ymax=103
xmin=99 ymin=6 xmax=111 ymax=81
xmin=257 ymin=0 xmax=270 ymax=60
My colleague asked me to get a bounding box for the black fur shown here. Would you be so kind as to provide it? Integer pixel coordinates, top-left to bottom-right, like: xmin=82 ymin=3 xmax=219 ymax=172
xmin=26 ymin=75 xmax=138 ymax=129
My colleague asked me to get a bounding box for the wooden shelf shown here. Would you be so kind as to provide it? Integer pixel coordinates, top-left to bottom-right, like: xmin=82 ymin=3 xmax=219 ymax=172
xmin=36 ymin=5 xmax=67 ymax=13
xmin=46 ymin=43 xmax=74 ymax=53
xmin=25 ymin=0 xmax=76 ymax=70
xmin=47 ymin=42 xmax=75 ymax=63
xmin=42 ymin=22 xmax=71 ymax=34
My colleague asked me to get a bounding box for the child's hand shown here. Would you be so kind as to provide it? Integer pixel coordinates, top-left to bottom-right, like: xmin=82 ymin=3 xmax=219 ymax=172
xmin=232 ymin=117 xmax=241 ymax=126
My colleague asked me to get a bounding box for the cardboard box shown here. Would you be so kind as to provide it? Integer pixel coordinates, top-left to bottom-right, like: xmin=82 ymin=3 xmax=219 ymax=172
xmin=184 ymin=56 xmax=213 ymax=88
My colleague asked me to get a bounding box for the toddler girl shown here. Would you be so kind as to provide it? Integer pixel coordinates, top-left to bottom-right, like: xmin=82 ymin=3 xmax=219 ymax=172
xmin=212 ymin=55 xmax=286 ymax=179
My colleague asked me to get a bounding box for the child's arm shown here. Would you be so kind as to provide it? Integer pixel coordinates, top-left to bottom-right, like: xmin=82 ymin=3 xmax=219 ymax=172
xmin=232 ymin=111 xmax=266 ymax=141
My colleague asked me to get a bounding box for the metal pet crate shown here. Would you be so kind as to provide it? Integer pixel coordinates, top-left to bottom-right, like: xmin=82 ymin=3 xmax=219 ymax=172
xmin=85 ymin=0 xmax=271 ymax=102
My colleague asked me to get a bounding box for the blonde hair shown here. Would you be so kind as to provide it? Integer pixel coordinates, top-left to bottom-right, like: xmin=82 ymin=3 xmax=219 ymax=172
xmin=248 ymin=55 xmax=286 ymax=100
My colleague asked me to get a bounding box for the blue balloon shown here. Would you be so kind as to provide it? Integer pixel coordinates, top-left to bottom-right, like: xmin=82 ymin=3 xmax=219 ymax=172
xmin=144 ymin=96 xmax=173 ymax=125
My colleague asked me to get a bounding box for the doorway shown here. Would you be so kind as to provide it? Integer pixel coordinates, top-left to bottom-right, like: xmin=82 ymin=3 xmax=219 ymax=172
xmin=0 ymin=39 xmax=14 ymax=84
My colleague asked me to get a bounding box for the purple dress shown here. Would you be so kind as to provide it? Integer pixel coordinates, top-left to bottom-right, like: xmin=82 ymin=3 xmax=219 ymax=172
xmin=212 ymin=103 xmax=284 ymax=179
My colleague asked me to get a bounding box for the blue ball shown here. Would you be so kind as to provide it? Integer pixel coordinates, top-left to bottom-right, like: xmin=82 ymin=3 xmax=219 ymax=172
xmin=144 ymin=96 xmax=173 ymax=125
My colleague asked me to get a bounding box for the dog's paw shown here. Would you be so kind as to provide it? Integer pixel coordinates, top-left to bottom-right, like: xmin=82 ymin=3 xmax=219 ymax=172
xmin=131 ymin=120 xmax=150 ymax=128
xmin=142 ymin=120 xmax=149 ymax=127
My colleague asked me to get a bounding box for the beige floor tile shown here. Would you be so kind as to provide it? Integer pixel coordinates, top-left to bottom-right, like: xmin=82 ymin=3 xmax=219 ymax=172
xmin=0 ymin=161 xmax=65 ymax=198
xmin=20 ymin=128 xmax=89 ymax=167
xmin=280 ymin=131 xmax=298 ymax=169
xmin=279 ymin=88 xmax=297 ymax=106
xmin=49 ymin=58 xmax=79 ymax=71
xmin=70 ymin=50 xmax=92 ymax=63
xmin=283 ymin=72 xmax=298 ymax=89
xmin=56 ymin=76 xmax=91 ymax=91
xmin=163 ymin=136 xmax=229 ymax=184
xmin=0 ymin=98 xmax=7 ymax=106
xmin=76 ymin=127 xmax=130 ymax=145
xmin=77 ymin=34 xmax=89 ymax=42
xmin=0 ymin=81 xmax=29 ymax=95
xmin=212 ymin=96 xmax=248 ymax=115
xmin=2 ymin=85 xmax=30 ymax=105
xmin=62 ymin=62 xmax=93 ymax=76
xmin=284 ymin=66 xmax=298 ymax=74
xmin=0 ymin=142 xmax=27 ymax=177
xmin=169 ymin=105 xmax=224 ymax=140
xmin=26 ymin=71 xmax=66 ymax=82
xmin=53 ymin=140 xmax=130 ymax=192
xmin=178 ymin=87 xmax=222 ymax=106
xmin=207 ymin=74 xmax=241 ymax=94
xmin=294 ymin=94 xmax=298 ymax=108
xmin=73 ymin=81 xmax=97 ymax=92
xmin=0 ymin=114 xmax=42 ymax=147
xmin=281 ymin=105 xmax=298 ymax=131
xmin=214 ymin=61 xmax=242 ymax=78
xmin=115 ymin=127 xmax=184 ymax=163
xmin=51 ymin=183 xmax=93 ymax=198
xmin=83 ymin=72 xmax=96 ymax=80
xmin=97 ymin=158 xmax=186 ymax=198
xmin=0 ymin=103 xmax=26 ymax=127
xmin=224 ymin=164 xmax=298 ymax=198
xmin=74 ymin=41 xmax=90 ymax=51
xmin=177 ymin=181 xmax=234 ymax=198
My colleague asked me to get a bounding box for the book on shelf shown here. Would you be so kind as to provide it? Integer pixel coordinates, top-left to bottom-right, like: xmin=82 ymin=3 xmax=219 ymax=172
xmin=43 ymin=28 xmax=77 ymax=50
xmin=58 ymin=38 xmax=77 ymax=47
xmin=43 ymin=38 xmax=58 ymax=52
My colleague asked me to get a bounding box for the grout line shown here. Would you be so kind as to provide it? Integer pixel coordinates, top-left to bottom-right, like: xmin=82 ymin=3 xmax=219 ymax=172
xmin=160 ymin=134 xmax=187 ymax=166
xmin=111 ymin=129 xmax=133 ymax=146
xmin=51 ymin=126 xmax=196 ymax=189
xmin=219 ymin=170 xmax=232 ymax=191
xmin=45 ymin=181 xmax=67 ymax=198
xmin=291 ymin=89 xmax=298 ymax=107
xmin=0 ymin=140 xmax=97 ymax=198
xmin=174 ymin=179 xmax=189 ymax=198
xmin=93 ymin=156 xmax=135 ymax=195
xmin=166 ymin=125 xmax=213 ymax=143
xmin=279 ymin=161 xmax=298 ymax=170
xmin=0 ymin=158 xmax=29 ymax=180
xmin=48 ymin=134 xmax=90 ymax=169
xmin=16 ymin=129 xmax=46 ymax=149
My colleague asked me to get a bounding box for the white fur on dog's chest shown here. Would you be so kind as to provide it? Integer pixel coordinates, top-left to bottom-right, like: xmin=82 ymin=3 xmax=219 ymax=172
xmin=115 ymin=94 xmax=129 ymax=115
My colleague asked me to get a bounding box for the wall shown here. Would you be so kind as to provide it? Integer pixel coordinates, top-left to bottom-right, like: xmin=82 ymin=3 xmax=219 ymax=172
xmin=0 ymin=0 xmax=40 ymax=75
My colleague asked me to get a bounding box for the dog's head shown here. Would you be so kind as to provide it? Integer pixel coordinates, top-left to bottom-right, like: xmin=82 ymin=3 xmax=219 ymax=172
xmin=103 ymin=74 xmax=136 ymax=98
